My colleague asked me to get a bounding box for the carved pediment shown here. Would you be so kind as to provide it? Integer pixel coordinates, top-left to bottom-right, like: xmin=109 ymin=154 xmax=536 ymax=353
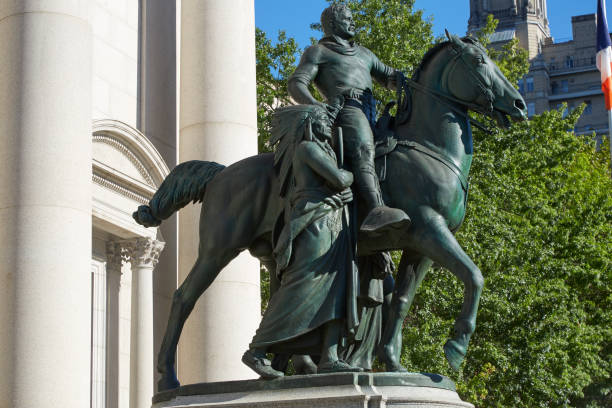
xmin=93 ymin=133 xmax=155 ymax=188
xmin=91 ymin=120 xmax=170 ymax=237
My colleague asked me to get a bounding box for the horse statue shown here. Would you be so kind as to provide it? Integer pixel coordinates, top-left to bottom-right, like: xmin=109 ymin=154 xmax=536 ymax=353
xmin=134 ymin=32 xmax=527 ymax=391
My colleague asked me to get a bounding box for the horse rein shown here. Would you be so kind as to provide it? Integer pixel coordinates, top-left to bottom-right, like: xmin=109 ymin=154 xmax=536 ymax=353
xmin=402 ymin=78 xmax=492 ymax=133
xmin=396 ymin=41 xmax=496 ymax=134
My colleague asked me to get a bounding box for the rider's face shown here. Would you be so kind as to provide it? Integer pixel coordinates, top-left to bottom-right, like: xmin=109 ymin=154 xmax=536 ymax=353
xmin=333 ymin=9 xmax=355 ymax=40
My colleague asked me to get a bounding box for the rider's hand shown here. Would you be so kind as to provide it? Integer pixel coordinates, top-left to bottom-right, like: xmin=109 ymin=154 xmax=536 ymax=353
xmin=386 ymin=71 xmax=405 ymax=92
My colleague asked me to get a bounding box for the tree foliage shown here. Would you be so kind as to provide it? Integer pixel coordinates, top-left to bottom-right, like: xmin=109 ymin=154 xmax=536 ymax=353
xmin=405 ymin=108 xmax=612 ymax=408
xmin=256 ymin=28 xmax=299 ymax=152
xmin=255 ymin=2 xmax=612 ymax=406
xmin=473 ymin=14 xmax=530 ymax=85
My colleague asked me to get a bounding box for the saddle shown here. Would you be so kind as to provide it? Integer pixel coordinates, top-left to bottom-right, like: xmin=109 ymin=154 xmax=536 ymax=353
xmin=373 ymin=101 xmax=401 ymax=182
xmin=372 ymin=93 xmax=469 ymax=191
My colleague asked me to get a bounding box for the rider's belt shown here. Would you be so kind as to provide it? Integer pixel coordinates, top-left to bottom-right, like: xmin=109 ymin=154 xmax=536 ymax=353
xmin=342 ymin=89 xmax=377 ymax=128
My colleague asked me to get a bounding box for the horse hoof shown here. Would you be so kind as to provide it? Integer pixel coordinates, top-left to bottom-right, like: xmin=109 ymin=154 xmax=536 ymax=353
xmin=377 ymin=345 xmax=408 ymax=372
xmin=443 ymin=339 xmax=465 ymax=371
xmin=157 ymin=373 xmax=180 ymax=392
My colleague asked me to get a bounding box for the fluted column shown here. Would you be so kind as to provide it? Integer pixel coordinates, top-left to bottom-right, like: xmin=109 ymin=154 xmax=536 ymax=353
xmin=105 ymin=242 xmax=125 ymax=408
xmin=127 ymin=238 xmax=165 ymax=408
xmin=178 ymin=0 xmax=261 ymax=383
xmin=0 ymin=1 xmax=92 ymax=407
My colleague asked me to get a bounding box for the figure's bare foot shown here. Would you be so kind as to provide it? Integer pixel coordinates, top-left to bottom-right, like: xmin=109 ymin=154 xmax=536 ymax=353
xmin=318 ymin=360 xmax=363 ymax=373
xmin=242 ymin=350 xmax=284 ymax=379
xmin=293 ymin=355 xmax=318 ymax=375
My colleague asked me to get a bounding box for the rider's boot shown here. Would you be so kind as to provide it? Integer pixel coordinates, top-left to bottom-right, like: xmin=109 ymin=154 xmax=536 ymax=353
xmin=361 ymin=205 xmax=411 ymax=237
xmin=356 ymin=168 xmax=410 ymax=238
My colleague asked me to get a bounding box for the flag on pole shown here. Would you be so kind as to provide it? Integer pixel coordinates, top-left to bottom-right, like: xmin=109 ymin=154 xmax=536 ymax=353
xmin=597 ymin=0 xmax=612 ymax=109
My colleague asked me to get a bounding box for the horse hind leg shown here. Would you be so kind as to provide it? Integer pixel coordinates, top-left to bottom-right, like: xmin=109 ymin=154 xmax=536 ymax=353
xmin=378 ymin=253 xmax=432 ymax=371
xmin=410 ymin=213 xmax=484 ymax=371
xmin=157 ymin=247 xmax=239 ymax=392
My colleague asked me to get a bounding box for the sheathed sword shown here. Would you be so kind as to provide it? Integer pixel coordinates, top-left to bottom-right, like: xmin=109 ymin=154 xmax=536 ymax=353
xmin=337 ymin=126 xmax=344 ymax=168
xmin=336 ymin=127 xmax=358 ymax=257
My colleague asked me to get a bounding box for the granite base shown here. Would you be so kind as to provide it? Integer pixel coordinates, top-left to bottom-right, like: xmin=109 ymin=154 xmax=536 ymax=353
xmin=152 ymin=372 xmax=474 ymax=408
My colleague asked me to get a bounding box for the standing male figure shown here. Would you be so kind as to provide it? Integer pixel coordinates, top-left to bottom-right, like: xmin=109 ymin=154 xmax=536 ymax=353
xmin=288 ymin=3 xmax=410 ymax=237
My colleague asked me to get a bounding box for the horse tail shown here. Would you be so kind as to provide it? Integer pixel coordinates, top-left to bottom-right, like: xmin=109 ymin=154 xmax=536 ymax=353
xmin=133 ymin=160 xmax=226 ymax=227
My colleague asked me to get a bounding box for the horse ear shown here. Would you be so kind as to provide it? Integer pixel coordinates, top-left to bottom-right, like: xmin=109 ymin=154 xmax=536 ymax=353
xmin=445 ymin=29 xmax=451 ymax=40
xmin=446 ymin=31 xmax=465 ymax=49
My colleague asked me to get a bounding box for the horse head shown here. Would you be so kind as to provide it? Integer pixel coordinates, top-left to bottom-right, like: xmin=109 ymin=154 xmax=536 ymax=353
xmin=442 ymin=31 xmax=527 ymax=127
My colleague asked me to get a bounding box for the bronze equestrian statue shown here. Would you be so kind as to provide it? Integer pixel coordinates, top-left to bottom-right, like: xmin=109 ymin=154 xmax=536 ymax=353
xmin=134 ymin=20 xmax=527 ymax=391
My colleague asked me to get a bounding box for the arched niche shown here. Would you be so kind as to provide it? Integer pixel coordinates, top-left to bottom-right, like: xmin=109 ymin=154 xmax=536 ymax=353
xmin=92 ymin=119 xmax=170 ymax=240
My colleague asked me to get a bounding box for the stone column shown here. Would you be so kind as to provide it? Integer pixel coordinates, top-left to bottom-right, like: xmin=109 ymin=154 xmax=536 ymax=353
xmin=138 ymin=0 xmax=179 ymax=388
xmin=0 ymin=1 xmax=92 ymax=408
xmin=106 ymin=242 xmax=124 ymax=408
xmin=178 ymin=0 xmax=261 ymax=383
xmin=127 ymin=238 xmax=165 ymax=408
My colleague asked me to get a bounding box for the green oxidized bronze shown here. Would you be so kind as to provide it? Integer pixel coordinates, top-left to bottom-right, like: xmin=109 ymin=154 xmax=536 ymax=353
xmin=134 ymin=5 xmax=527 ymax=393
xmin=289 ymin=4 xmax=411 ymax=240
xmin=242 ymin=104 xmax=363 ymax=379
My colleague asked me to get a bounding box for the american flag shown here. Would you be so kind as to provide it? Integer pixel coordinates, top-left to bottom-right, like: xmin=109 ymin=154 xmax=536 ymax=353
xmin=597 ymin=0 xmax=612 ymax=110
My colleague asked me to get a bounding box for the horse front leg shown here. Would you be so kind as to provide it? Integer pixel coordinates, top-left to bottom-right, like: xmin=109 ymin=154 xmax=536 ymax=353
xmin=378 ymin=253 xmax=432 ymax=371
xmin=410 ymin=212 xmax=484 ymax=371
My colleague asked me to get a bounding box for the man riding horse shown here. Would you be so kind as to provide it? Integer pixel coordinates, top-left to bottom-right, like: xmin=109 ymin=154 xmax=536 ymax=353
xmin=288 ymin=3 xmax=410 ymax=238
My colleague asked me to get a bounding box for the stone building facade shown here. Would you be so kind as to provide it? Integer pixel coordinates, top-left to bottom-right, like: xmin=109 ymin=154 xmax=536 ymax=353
xmin=469 ymin=0 xmax=608 ymax=137
xmin=0 ymin=1 xmax=261 ymax=408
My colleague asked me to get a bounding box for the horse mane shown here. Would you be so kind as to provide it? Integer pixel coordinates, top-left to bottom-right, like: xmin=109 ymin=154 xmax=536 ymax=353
xmin=412 ymin=36 xmax=484 ymax=82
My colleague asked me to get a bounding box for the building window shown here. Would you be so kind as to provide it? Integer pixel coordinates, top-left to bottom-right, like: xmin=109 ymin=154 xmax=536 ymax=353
xmin=527 ymin=102 xmax=536 ymax=117
xmin=551 ymin=81 xmax=558 ymax=95
xmin=584 ymin=100 xmax=592 ymax=115
xmin=566 ymin=56 xmax=574 ymax=68
xmin=561 ymin=79 xmax=569 ymax=93
xmin=526 ymin=77 xmax=534 ymax=92
xmin=518 ymin=79 xmax=524 ymax=94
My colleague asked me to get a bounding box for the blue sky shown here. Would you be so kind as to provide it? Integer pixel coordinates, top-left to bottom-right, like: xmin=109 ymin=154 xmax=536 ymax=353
xmin=255 ymin=0 xmax=608 ymax=49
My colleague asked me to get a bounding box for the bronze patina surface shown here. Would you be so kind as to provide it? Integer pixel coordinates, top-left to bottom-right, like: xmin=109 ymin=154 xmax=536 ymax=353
xmin=134 ymin=5 xmax=527 ymax=393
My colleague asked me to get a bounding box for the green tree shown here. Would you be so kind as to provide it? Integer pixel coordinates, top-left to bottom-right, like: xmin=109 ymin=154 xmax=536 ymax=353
xmin=256 ymin=28 xmax=299 ymax=152
xmin=472 ymin=14 xmax=530 ymax=85
xmin=403 ymin=107 xmax=612 ymax=408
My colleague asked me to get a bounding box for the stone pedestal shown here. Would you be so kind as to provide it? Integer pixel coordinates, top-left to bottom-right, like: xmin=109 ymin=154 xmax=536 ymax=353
xmin=152 ymin=373 xmax=474 ymax=408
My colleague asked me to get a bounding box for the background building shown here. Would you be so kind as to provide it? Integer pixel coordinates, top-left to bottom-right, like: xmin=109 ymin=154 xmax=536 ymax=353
xmin=469 ymin=0 xmax=608 ymax=138
xmin=0 ymin=1 xmax=261 ymax=408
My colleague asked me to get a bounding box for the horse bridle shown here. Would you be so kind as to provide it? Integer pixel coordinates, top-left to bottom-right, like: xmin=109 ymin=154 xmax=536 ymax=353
xmin=445 ymin=41 xmax=495 ymax=114
xmin=397 ymin=40 xmax=496 ymax=133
